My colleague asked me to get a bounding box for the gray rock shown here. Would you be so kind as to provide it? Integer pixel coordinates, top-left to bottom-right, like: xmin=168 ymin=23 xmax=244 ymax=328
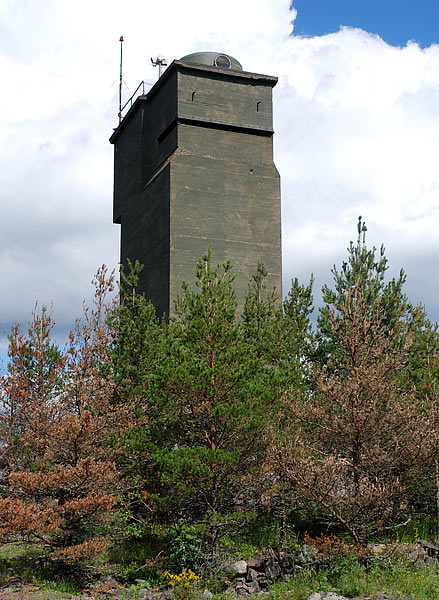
xmin=308 ymin=593 xmax=349 ymax=600
xmin=408 ymin=545 xmax=430 ymax=568
xmin=247 ymin=557 xmax=264 ymax=570
xmin=245 ymin=580 xmax=260 ymax=595
xmin=278 ymin=552 xmax=296 ymax=573
xmin=230 ymin=560 xmax=248 ymax=576
xmin=264 ymin=547 xmax=281 ymax=581
xmin=258 ymin=577 xmax=270 ymax=589
xmin=299 ymin=544 xmax=318 ymax=566
xmin=236 ymin=582 xmax=250 ymax=596
xmin=3 ymin=586 xmax=22 ymax=593
xmin=202 ymin=589 xmax=213 ymax=599
xmin=246 ymin=568 xmax=258 ymax=583
xmin=419 ymin=539 xmax=439 ymax=556
xmin=368 ymin=543 xmax=387 ymax=556
xmin=0 ymin=578 xmax=21 ymax=591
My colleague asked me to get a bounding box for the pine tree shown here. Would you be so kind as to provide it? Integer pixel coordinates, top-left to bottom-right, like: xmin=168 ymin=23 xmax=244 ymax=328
xmin=241 ymin=265 xmax=315 ymax=548
xmin=144 ymin=251 xmax=273 ymax=554
xmin=317 ymin=216 xmax=410 ymax=363
xmin=243 ymin=264 xmax=314 ymax=393
xmin=271 ymin=221 xmax=438 ymax=545
xmin=399 ymin=307 xmax=439 ymax=538
xmin=0 ymin=305 xmax=66 ymax=475
xmin=107 ymin=260 xmax=162 ymax=408
xmin=0 ymin=267 xmax=121 ymax=562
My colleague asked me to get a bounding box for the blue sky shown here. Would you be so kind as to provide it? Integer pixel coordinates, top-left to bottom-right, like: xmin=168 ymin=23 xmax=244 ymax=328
xmin=292 ymin=0 xmax=439 ymax=47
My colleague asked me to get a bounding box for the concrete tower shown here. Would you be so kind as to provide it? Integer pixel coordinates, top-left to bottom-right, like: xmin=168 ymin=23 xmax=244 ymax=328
xmin=110 ymin=52 xmax=281 ymax=316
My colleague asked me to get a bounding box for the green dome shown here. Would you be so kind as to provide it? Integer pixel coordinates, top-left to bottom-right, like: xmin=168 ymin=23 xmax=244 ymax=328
xmin=180 ymin=52 xmax=242 ymax=71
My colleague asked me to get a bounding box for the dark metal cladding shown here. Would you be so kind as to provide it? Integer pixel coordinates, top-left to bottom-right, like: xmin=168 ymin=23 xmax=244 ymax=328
xmin=180 ymin=51 xmax=243 ymax=71
xmin=110 ymin=56 xmax=282 ymax=317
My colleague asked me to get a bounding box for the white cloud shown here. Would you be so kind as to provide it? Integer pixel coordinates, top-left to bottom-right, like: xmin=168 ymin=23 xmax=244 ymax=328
xmin=273 ymin=27 xmax=439 ymax=317
xmin=0 ymin=0 xmax=438 ymax=349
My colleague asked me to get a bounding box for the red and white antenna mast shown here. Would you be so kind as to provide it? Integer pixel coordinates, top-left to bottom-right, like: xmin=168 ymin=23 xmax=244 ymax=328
xmin=118 ymin=36 xmax=124 ymax=124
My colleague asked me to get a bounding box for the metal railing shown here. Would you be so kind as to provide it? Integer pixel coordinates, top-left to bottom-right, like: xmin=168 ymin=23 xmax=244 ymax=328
xmin=118 ymin=80 xmax=154 ymax=122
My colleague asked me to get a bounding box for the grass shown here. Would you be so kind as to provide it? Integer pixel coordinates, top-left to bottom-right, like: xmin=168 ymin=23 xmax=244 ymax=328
xmin=2 ymin=527 xmax=439 ymax=600
xmin=0 ymin=542 xmax=82 ymax=595
xmin=39 ymin=578 xmax=82 ymax=595
xmin=394 ymin=515 xmax=437 ymax=544
xmin=234 ymin=559 xmax=439 ymax=600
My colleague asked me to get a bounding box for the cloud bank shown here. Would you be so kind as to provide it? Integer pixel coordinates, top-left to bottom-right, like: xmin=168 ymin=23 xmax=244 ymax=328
xmin=0 ymin=0 xmax=438 ymax=350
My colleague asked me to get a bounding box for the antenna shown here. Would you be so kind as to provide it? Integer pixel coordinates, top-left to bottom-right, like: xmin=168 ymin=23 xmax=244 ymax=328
xmin=151 ymin=56 xmax=168 ymax=78
xmin=118 ymin=36 xmax=124 ymax=124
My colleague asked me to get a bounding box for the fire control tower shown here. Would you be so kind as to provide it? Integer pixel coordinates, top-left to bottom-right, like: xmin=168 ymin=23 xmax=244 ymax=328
xmin=110 ymin=51 xmax=281 ymax=316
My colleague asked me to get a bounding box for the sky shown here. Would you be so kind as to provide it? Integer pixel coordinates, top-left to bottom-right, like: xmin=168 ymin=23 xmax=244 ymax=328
xmin=293 ymin=0 xmax=439 ymax=48
xmin=0 ymin=0 xmax=438 ymax=360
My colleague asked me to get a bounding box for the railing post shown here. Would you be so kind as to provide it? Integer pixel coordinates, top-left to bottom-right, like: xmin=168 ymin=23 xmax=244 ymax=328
xmin=120 ymin=80 xmax=152 ymax=120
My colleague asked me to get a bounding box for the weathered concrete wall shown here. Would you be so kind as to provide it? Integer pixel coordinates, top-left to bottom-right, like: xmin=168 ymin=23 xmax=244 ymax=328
xmin=177 ymin=71 xmax=274 ymax=131
xmin=140 ymin=70 xmax=178 ymax=184
xmin=169 ymin=125 xmax=281 ymax=310
xmin=111 ymin=72 xmax=178 ymax=314
xmin=123 ymin=166 xmax=170 ymax=318
xmin=113 ymin=107 xmax=144 ymax=225
xmin=111 ymin=59 xmax=281 ymax=316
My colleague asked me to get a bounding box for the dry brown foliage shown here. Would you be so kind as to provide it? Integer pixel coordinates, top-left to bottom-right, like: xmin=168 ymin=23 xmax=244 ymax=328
xmin=0 ymin=266 xmax=127 ymax=561
xmin=270 ymin=285 xmax=439 ymax=544
xmin=303 ymin=533 xmax=367 ymax=560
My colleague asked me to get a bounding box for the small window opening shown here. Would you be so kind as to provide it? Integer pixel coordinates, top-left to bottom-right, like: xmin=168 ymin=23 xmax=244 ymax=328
xmin=256 ymin=101 xmax=261 ymax=112
xmin=191 ymin=91 xmax=196 ymax=101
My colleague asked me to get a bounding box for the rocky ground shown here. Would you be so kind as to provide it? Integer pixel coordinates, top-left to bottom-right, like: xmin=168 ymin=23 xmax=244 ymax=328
xmin=0 ymin=585 xmax=417 ymax=600
xmin=0 ymin=576 xmax=417 ymax=600
xmin=1 ymin=541 xmax=435 ymax=599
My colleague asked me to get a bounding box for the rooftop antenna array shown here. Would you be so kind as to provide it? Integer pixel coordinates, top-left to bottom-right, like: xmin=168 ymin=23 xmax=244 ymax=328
xmin=151 ymin=56 xmax=168 ymax=78
xmin=116 ymin=39 xmax=168 ymax=124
